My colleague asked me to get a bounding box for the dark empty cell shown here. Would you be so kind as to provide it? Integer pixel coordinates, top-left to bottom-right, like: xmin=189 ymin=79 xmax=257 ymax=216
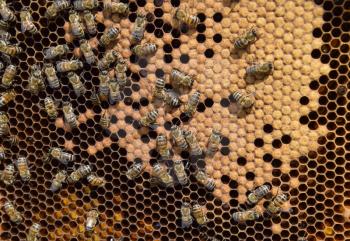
xmin=205 ymin=49 xmax=214 ymax=58
xmin=129 ymin=12 xmax=137 ymax=22
xmin=311 ymin=49 xmax=321 ymax=59
xmin=180 ymin=54 xmax=189 ymax=63
xmin=136 ymin=0 xmax=146 ymax=7
xmin=132 ymin=102 xmax=140 ymax=110
xmin=180 ymin=24 xmax=189 ymax=33
xmin=196 ymin=34 xmax=206 ymax=43
xmin=246 ymin=172 xmax=255 ymax=181
xmin=180 ymin=113 xmax=190 ymax=122
xmin=197 ymin=13 xmax=206 ymax=22
xmin=130 ymin=54 xmax=139 ymax=63
xmin=170 ymin=0 xmax=180 ymax=7
xmin=237 ymin=157 xmax=247 ymax=166
xmin=220 ymin=98 xmax=230 ymax=107
xmin=139 ymin=69 xmax=148 ymax=77
xmin=123 ymin=88 xmax=132 ymax=96
xmin=281 ymin=135 xmax=291 ymax=144
xmin=272 ymin=139 xmax=282 ymax=149
xmin=146 ymin=12 xmax=154 ymax=22
xmin=131 ymin=84 xmax=140 ymax=92
xmin=220 ymin=137 xmax=229 ymax=146
xmin=154 ymin=8 xmax=164 ymax=17
xmin=163 ymin=23 xmax=172 ymax=32
xmin=204 ymin=98 xmax=214 ymax=107
xmin=263 ymin=153 xmax=273 ymax=162
xmin=141 ymin=135 xmax=150 ymax=143
xmin=171 ymin=117 xmax=181 ymax=125
xmin=299 ymin=96 xmax=309 ymax=105
xmin=146 ymin=23 xmax=155 ymax=33
xmin=213 ymin=12 xmax=223 ymax=22
xmin=118 ymin=129 xmax=126 ymax=138
xmin=163 ymin=44 xmax=173 ymax=53
xmin=154 ymin=28 xmax=164 ymax=38
xmin=131 ymin=73 xmax=141 ymax=81
xmin=129 ymin=2 xmax=138 ymax=12
xmin=140 ymin=97 xmax=149 ymax=106
xmin=154 ymin=19 xmax=164 ymax=28
xmin=197 ymin=103 xmax=206 ymax=112
xmin=154 ymin=0 xmax=164 ymax=7
xmin=254 ymin=138 xmax=264 ymax=147
xmin=220 ymin=147 xmax=230 ymax=155
xmin=164 ymin=54 xmax=173 ymax=63
xmin=299 ymin=116 xmax=309 ymax=125
xmin=196 ymin=23 xmax=206 ymax=33
xmin=272 ymin=159 xmax=282 ymax=168
xmin=213 ymin=33 xmax=222 ymax=43
xmin=263 ymin=124 xmax=273 ymax=133
xmin=171 ymin=39 xmax=181 ymax=48
xmin=171 ymin=28 xmax=181 ymax=38
xmin=164 ymin=121 xmax=172 ymax=130
xmin=125 ymin=116 xmax=133 ymax=124
xmin=138 ymin=58 xmax=148 ymax=68
xmin=155 ymin=69 xmax=165 ymax=78
xmin=124 ymin=97 xmax=133 ymax=105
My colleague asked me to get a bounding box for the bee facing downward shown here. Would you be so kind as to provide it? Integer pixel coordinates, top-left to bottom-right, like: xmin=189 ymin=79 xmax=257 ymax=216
xmin=20 ymin=8 xmax=38 ymax=34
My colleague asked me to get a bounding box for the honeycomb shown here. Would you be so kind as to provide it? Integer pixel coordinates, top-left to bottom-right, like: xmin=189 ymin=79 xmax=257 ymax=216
xmin=0 ymin=0 xmax=347 ymax=240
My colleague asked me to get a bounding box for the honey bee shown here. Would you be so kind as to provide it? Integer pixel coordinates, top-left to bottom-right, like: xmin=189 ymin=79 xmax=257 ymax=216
xmin=181 ymin=202 xmax=193 ymax=228
xmin=156 ymin=134 xmax=170 ymax=160
xmin=192 ymin=203 xmax=207 ymax=225
xmin=86 ymin=210 xmax=99 ymax=232
xmin=206 ymin=128 xmax=221 ymax=157
xmin=69 ymin=10 xmax=84 ymax=39
xmin=98 ymin=49 xmax=121 ymax=70
xmin=232 ymin=210 xmax=260 ymax=222
xmin=0 ymin=145 xmax=8 ymax=160
xmin=153 ymin=78 xmax=165 ymax=100
xmin=140 ymin=109 xmax=158 ymax=128
xmin=0 ymin=40 xmax=22 ymax=56
xmin=0 ymin=111 xmax=9 ymax=136
xmin=20 ymin=8 xmax=38 ymax=34
xmin=247 ymin=184 xmax=271 ymax=205
xmin=0 ymin=20 xmax=9 ymax=30
xmin=0 ymin=164 xmax=15 ymax=185
xmin=43 ymin=63 xmax=59 ymax=89
xmin=170 ymin=69 xmax=194 ymax=89
xmin=115 ymin=58 xmax=127 ymax=89
xmin=46 ymin=147 xmax=76 ymax=165
xmin=50 ymin=170 xmax=67 ymax=192
xmin=44 ymin=44 xmax=70 ymax=60
xmin=164 ymin=90 xmax=181 ymax=107
xmin=99 ymin=110 xmax=111 ymax=129
xmin=62 ymin=102 xmax=77 ymax=129
xmin=3 ymin=201 xmax=22 ymax=224
xmin=230 ymin=90 xmax=255 ymax=112
xmin=46 ymin=0 xmax=70 ymax=19
xmin=67 ymin=164 xmax=91 ymax=184
xmin=152 ymin=163 xmax=173 ymax=187
xmin=26 ymin=223 xmax=40 ymax=241
xmin=68 ymin=72 xmax=86 ymax=97
xmin=131 ymin=11 xmax=146 ymax=44
xmin=173 ymin=160 xmax=188 ymax=185
xmin=98 ymin=70 xmax=110 ymax=100
xmin=87 ymin=174 xmax=106 ymax=187
xmin=170 ymin=125 xmax=188 ymax=151
xmin=132 ymin=43 xmax=157 ymax=57
xmin=266 ymin=193 xmax=288 ymax=215
xmin=15 ymin=156 xmax=31 ymax=182
xmin=108 ymin=2 xmax=129 ymax=16
xmin=233 ymin=27 xmax=259 ymax=49
xmin=56 ymin=59 xmax=83 ymax=72
xmin=44 ymin=97 xmax=59 ymax=120
xmin=194 ymin=169 xmax=215 ymax=191
xmin=183 ymin=130 xmax=202 ymax=156
xmin=0 ymin=0 xmax=16 ymax=22
xmin=3 ymin=135 xmax=18 ymax=147
xmin=183 ymin=91 xmax=200 ymax=118
xmin=83 ymin=10 xmax=97 ymax=35
xmin=27 ymin=64 xmax=45 ymax=95
xmin=73 ymin=0 xmax=98 ymax=10
xmin=0 ymin=89 xmax=15 ymax=107
xmin=126 ymin=161 xmax=145 ymax=180
xmin=1 ymin=64 xmax=16 ymax=89
xmin=246 ymin=62 xmax=273 ymax=78
xmin=173 ymin=7 xmax=199 ymax=28
xmin=99 ymin=27 xmax=120 ymax=46
xmin=108 ymin=81 xmax=122 ymax=105
xmin=90 ymin=86 xmax=101 ymax=106
xmin=79 ymin=39 xmax=96 ymax=64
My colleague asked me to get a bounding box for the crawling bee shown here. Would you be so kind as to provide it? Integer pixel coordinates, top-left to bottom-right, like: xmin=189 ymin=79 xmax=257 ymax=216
xmin=140 ymin=109 xmax=158 ymax=128
xmin=98 ymin=49 xmax=121 ymax=70
xmin=68 ymin=72 xmax=86 ymax=97
xmin=0 ymin=111 xmax=9 ymax=136
xmin=46 ymin=147 xmax=76 ymax=165
xmin=69 ymin=10 xmax=84 ymax=39
xmin=44 ymin=97 xmax=59 ymax=120
xmin=206 ymin=128 xmax=221 ymax=157
xmin=46 ymin=0 xmax=70 ymax=19
xmin=108 ymin=2 xmax=129 ymax=15
xmin=90 ymin=86 xmax=101 ymax=106
xmin=99 ymin=110 xmax=111 ymax=129
xmin=230 ymin=90 xmax=254 ymax=112
xmin=67 ymin=164 xmax=91 ymax=184
xmin=232 ymin=210 xmax=260 ymax=222
xmin=99 ymin=27 xmax=120 ymax=46
xmin=181 ymin=202 xmax=193 ymax=228
xmin=0 ymin=145 xmax=8 ymax=160
xmin=156 ymin=134 xmax=170 ymax=160
xmin=183 ymin=130 xmax=202 ymax=156
xmin=15 ymin=156 xmax=31 ymax=182
xmin=83 ymin=10 xmax=97 ymax=35
xmin=0 ymin=89 xmax=15 ymax=107
xmin=108 ymin=81 xmax=122 ymax=105
xmin=0 ymin=29 xmax=10 ymax=42
xmin=194 ymin=169 xmax=215 ymax=191
xmin=43 ymin=63 xmax=60 ymax=89
xmin=170 ymin=125 xmax=188 ymax=151
xmin=98 ymin=70 xmax=110 ymax=100
xmin=0 ymin=40 xmax=22 ymax=56
xmin=132 ymin=43 xmax=157 ymax=57
xmin=44 ymin=44 xmax=70 ymax=60
xmin=183 ymin=91 xmax=200 ymax=118
xmin=131 ymin=11 xmax=146 ymax=43
xmin=173 ymin=7 xmax=199 ymax=28
xmin=170 ymin=69 xmax=194 ymax=88
xmin=50 ymin=170 xmax=67 ymax=192
xmin=87 ymin=174 xmax=106 ymax=187
xmin=0 ymin=0 xmax=15 ymax=22
xmin=234 ymin=27 xmax=259 ymax=49
xmin=86 ymin=210 xmax=99 ymax=232
xmin=115 ymin=58 xmax=127 ymax=89
xmin=247 ymin=184 xmax=271 ymax=205
xmin=126 ymin=161 xmax=145 ymax=180
xmin=164 ymin=90 xmax=181 ymax=107
xmin=173 ymin=160 xmax=188 ymax=185
xmin=26 ymin=223 xmax=40 ymax=241
xmin=80 ymin=39 xmax=95 ymax=64
xmin=0 ymin=164 xmax=15 ymax=185
xmin=56 ymin=59 xmax=83 ymax=72
xmin=1 ymin=64 xmax=16 ymax=89
xmin=266 ymin=193 xmax=288 ymax=215
xmin=3 ymin=201 xmax=22 ymax=224
xmin=73 ymin=0 xmax=98 ymax=10
xmin=20 ymin=8 xmax=38 ymax=34
xmin=153 ymin=78 xmax=165 ymax=100
xmin=152 ymin=163 xmax=173 ymax=187
xmin=27 ymin=65 xmax=45 ymax=95
xmin=246 ymin=62 xmax=274 ymax=78
xmin=192 ymin=203 xmax=207 ymax=225
xmin=63 ymin=102 xmax=77 ymax=129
